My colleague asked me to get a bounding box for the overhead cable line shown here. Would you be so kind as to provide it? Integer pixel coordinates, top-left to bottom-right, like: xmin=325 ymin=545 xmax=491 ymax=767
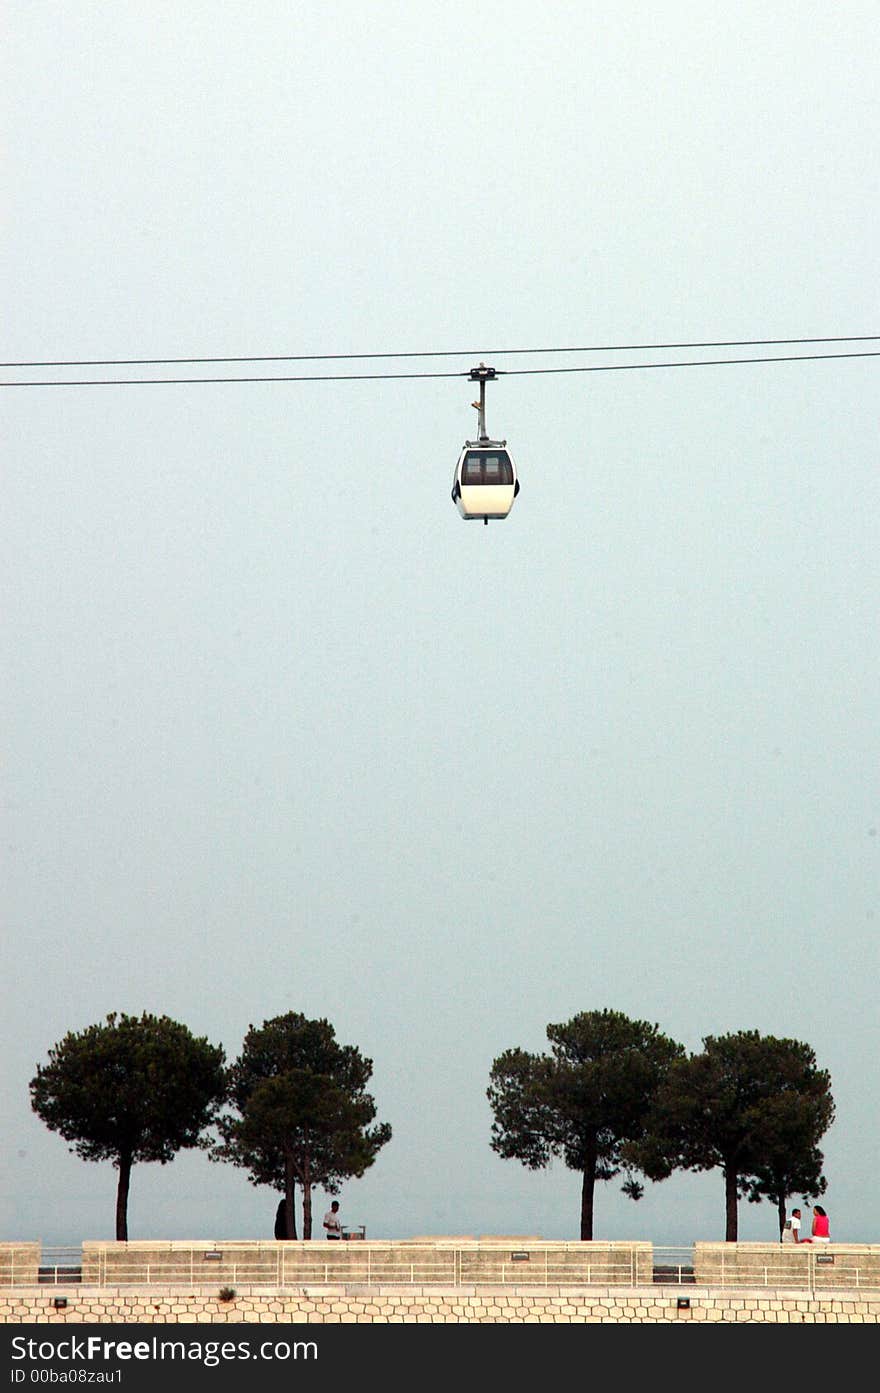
xmin=2 ymin=349 xmax=880 ymax=387
xmin=502 ymin=350 xmax=880 ymax=375
xmin=1 ymin=370 xmax=465 ymax=387
xmin=2 ymin=335 xmax=879 ymax=369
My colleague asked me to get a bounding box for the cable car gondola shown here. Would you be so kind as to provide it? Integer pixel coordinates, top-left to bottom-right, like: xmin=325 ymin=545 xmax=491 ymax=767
xmin=451 ymin=364 xmax=520 ymax=524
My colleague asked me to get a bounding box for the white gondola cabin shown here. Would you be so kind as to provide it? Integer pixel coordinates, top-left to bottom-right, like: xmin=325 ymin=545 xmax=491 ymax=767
xmin=451 ymin=440 xmax=519 ymax=522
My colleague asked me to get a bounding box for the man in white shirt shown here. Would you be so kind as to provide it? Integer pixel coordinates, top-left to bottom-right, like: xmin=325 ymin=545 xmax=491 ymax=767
xmin=781 ymin=1207 xmax=802 ymax=1243
xmin=323 ymin=1200 xmax=342 ymax=1239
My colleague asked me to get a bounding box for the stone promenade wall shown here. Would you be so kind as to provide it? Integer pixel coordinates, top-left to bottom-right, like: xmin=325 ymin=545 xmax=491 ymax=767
xmin=2 ymin=1285 xmax=880 ymax=1323
xmin=0 ymin=1246 xmax=39 ymax=1287
xmin=694 ymin=1242 xmax=880 ymax=1289
xmin=80 ymin=1239 xmax=652 ymax=1287
xmin=4 ymin=1240 xmax=880 ymax=1322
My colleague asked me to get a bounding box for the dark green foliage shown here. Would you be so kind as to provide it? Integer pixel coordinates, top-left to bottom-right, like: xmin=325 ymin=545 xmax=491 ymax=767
xmin=214 ymin=1012 xmax=392 ymax=1239
xmin=29 ymin=1012 xmax=226 ymax=1240
xmin=488 ymin=1009 xmax=684 ymax=1239
xmin=628 ymin=1030 xmax=834 ymax=1241
xmin=743 ymin=1059 xmax=834 ymax=1238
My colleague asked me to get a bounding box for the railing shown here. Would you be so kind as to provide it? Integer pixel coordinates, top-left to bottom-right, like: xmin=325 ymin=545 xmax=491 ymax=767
xmin=652 ymin=1248 xmax=696 ymax=1284
xmin=49 ymin=1241 xmax=652 ymax=1289
xmin=13 ymin=1243 xmax=880 ymax=1292
xmin=693 ymin=1243 xmax=877 ymax=1291
xmin=38 ymin=1247 xmax=82 ymax=1284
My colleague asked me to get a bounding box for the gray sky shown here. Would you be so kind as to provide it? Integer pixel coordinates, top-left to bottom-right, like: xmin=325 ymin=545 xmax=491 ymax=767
xmin=3 ymin=1 xmax=878 ymax=1249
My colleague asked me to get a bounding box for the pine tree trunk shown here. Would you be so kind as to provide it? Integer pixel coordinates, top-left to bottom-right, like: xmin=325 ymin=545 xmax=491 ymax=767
xmin=724 ymin=1166 xmax=738 ymax=1241
xmin=284 ymin=1154 xmax=297 ymax=1240
xmin=115 ymin=1155 xmax=131 ymax=1241
xmin=303 ymin=1154 xmax=312 ymax=1240
xmin=580 ymin=1165 xmax=596 ymax=1240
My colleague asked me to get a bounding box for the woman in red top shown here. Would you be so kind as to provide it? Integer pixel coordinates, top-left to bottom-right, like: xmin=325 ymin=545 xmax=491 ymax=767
xmin=811 ymin=1205 xmax=830 ymax=1241
xmin=802 ymin=1205 xmax=831 ymax=1242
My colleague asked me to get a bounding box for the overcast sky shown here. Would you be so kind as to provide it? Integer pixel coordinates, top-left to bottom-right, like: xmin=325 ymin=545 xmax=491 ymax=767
xmin=3 ymin=1 xmax=878 ymax=1250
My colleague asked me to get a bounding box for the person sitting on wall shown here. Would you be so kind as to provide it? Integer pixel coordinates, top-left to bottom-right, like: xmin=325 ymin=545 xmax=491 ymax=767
xmin=800 ymin=1205 xmax=831 ymax=1243
xmin=781 ymin=1207 xmax=803 ymax=1243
